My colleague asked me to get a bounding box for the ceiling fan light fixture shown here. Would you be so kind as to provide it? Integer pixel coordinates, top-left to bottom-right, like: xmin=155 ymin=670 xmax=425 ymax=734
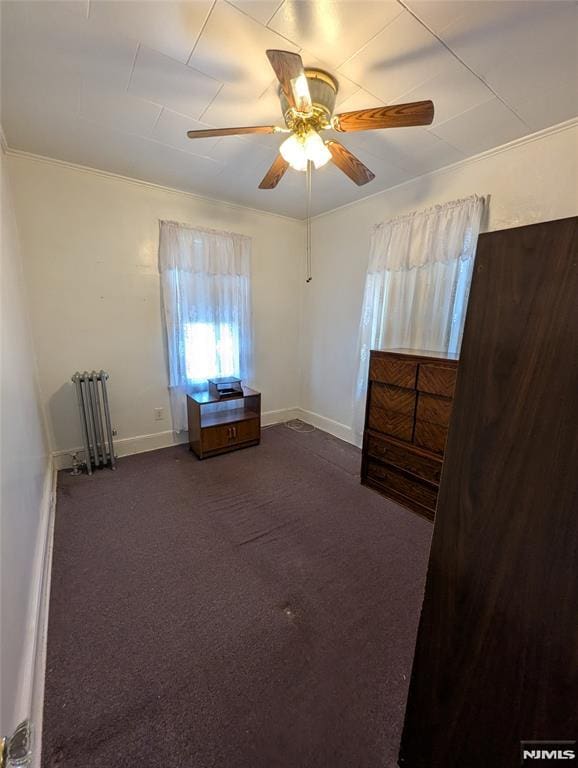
xmin=280 ymin=129 xmax=331 ymax=172
xmin=187 ymin=49 xmax=434 ymax=191
xmin=304 ymin=129 xmax=331 ymax=169
xmin=279 ymin=133 xmax=307 ymax=171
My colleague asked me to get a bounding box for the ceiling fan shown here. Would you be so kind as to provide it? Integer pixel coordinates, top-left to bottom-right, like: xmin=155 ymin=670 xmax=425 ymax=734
xmin=186 ymin=50 xmax=434 ymax=190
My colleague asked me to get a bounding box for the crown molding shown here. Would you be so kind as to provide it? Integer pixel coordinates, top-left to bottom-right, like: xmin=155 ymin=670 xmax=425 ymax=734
xmin=312 ymin=116 xmax=578 ymax=220
xmin=5 ymin=117 xmax=577 ymax=222
xmin=4 ymin=147 xmax=305 ymax=224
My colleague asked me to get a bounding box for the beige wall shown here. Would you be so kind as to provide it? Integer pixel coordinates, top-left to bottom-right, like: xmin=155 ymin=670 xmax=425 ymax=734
xmin=8 ymin=156 xmax=305 ymax=461
xmin=0 ymin=147 xmax=50 ymax=734
xmin=300 ymin=122 xmax=578 ymax=444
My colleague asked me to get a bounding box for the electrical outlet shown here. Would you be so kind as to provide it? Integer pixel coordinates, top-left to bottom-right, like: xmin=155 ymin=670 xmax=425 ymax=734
xmin=154 ymin=407 xmax=165 ymax=421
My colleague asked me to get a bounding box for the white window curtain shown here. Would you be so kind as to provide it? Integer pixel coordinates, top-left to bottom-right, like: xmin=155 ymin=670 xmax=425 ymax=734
xmin=159 ymin=221 xmax=252 ymax=432
xmin=354 ymin=194 xmax=485 ymax=433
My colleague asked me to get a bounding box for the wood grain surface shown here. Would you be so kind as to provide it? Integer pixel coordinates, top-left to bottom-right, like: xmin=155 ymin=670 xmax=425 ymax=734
xmin=399 ymin=217 xmax=578 ymax=768
xmin=333 ymin=101 xmax=434 ymax=132
xmin=258 ymin=154 xmax=289 ymax=189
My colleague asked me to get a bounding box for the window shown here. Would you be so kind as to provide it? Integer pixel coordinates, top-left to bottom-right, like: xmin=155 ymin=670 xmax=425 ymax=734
xmin=159 ymin=221 xmax=252 ymax=431
xmin=353 ymin=195 xmax=484 ymax=436
xmin=184 ymin=322 xmax=237 ymax=383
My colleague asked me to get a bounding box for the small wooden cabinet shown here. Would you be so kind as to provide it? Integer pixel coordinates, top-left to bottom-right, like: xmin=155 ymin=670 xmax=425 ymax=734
xmin=361 ymin=349 xmax=458 ymax=521
xmin=187 ymin=387 xmax=261 ymax=459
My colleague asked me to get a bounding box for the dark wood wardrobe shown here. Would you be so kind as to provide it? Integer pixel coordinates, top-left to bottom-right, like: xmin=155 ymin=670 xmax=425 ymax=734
xmin=399 ymin=217 xmax=578 ymax=768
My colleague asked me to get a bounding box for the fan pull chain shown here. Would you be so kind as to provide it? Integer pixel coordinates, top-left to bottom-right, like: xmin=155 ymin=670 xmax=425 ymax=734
xmin=306 ymin=160 xmax=312 ymax=283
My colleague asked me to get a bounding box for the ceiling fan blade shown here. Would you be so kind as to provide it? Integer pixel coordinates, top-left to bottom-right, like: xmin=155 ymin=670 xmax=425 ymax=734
xmin=266 ymin=49 xmax=312 ymax=113
xmin=187 ymin=125 xmax=279 ymax=139
xmin=258 ymin=154 xmax=290 ymax=190
xmin=333 ymin=100 xmax=434 ymax=132
xmin=326 ymin=141 xmax=375 ymax=186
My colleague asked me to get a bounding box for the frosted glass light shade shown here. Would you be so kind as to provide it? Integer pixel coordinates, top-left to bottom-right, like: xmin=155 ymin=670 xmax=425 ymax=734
xmin=304 ymin=130 xmax=331 ymax=169
xmin=280 ymin=133 xmax=307 ymax=171
xmin=280 ymin=130 xmax=331 ymax=172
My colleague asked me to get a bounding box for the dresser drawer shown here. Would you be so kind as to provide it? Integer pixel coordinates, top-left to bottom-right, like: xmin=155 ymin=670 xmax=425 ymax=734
xmin=370 ymin=383 xmax=416 ymax=416
xmin=416 ymin=392 xmax=452 ymax=427
xmin=417 ymin=363 xmax=457 ymax=397
xmin=366 ymin=459 xmax=438 ymax=511
xmin=414 ymin=419 xmax=449 ymax=455
xmin=368 ymin=407 xmax=414 ymax=442
xmin=370 ymin=356 xmax=417 ymax=389
xmin=366 ymin=433 xmax=442 ymax=484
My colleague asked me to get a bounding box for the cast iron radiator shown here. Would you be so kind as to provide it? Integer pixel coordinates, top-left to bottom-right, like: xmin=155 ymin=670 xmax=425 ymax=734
xmin=72 ymin=370 xmax=116 ymax=474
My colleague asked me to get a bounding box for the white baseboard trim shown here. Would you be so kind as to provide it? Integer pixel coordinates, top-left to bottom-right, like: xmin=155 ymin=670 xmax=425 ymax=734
xmin=31 ymin=462 xmax=56 ymax=768
xmin=52 ymin=408 xmax=302 ymax=469
xmin=52 ymin=429 xmax=188 ymax=469
xmin=262 ymin=407 xmax=300 ymax=426
xmin=12 ymin=459 xmax=57 ymax=768
xmin=294 ymin=408 xmax=362 ymax=448
xmin=113 ymin=429 xmax=190 ymax=457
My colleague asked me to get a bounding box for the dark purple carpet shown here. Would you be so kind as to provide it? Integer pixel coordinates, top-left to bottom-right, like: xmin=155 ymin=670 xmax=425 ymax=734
xmin=43 ymin=425 xmax=431 ymax=768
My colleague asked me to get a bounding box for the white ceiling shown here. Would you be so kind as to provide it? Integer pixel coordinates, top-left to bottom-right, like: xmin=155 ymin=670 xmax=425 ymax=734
xmin=1 ymin=0 xmax=577 ymax=218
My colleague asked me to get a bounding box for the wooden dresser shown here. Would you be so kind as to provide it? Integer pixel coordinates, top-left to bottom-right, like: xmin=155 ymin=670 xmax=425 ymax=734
xmin=361 ymin=349 xmax=458 ymax=521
